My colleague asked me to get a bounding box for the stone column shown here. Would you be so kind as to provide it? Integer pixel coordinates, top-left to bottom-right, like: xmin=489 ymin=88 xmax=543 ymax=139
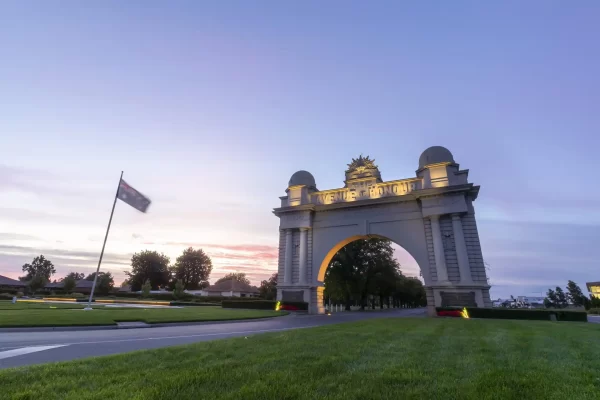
xmin=451 ymin=213 xmax=472 ymax=284
xmin=299 ymin=228 xmax=308 ymax=285
xmin=284 ymin=229 xmax=293 ymax=285
xmin=429 ymin=215 xmax=449 ymax=283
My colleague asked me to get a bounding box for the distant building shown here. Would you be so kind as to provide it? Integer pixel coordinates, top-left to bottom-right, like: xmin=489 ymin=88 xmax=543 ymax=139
xmin=0 ymin=275 xmax=26 ymax=290
xmin=587 ymin=282 xmax=600 ymax=298
xmin=118 ymin=285 xmax=132 ymax=293
xmin=45 ymin=279 xmax=95 ymax=294
xmin=202 ymin=279 xmax=260 ymax=298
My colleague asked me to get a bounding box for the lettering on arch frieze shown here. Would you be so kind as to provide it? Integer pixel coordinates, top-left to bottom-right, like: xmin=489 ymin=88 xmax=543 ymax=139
xmin=313 ymin=202 xmax=418 ymax=224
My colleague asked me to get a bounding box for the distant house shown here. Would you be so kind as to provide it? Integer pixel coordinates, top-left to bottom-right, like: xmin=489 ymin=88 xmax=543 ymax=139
xmin=118 ymin=285 xmax=132 ymax=293
xmin=203 ymin=279 xmax=260 ymax=298
xmin=0 ymin=275 xmax=26 ymax=290
xmin=44 ymin=279 xmax=95 ymax=294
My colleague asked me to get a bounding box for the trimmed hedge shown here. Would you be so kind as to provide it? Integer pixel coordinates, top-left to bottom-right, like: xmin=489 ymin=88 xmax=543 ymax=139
xmin=169 ymin=301 xmax=216 ymax=307
xmin=436 ymin=307 xmax=588 ymax=322
xmin=222 ymin=300 xmax=309 ymax=311
xmin=222 ymin=300 xmax=277 ymax=310
xmin=587 ymin=308 xmax=600 ymax=315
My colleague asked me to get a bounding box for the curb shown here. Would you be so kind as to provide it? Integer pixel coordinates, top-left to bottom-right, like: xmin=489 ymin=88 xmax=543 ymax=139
xmin=0 ymin=314 xmax=290 ymax=333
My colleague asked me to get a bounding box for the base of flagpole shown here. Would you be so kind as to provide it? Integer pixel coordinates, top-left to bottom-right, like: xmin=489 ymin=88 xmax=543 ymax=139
xmin=83 ymin=307 xmax=93 ymax=311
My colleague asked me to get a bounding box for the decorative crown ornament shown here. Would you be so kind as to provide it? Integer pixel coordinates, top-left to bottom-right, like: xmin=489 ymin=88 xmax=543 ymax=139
xmin=346 ymin=155 xmax=378 ymax=173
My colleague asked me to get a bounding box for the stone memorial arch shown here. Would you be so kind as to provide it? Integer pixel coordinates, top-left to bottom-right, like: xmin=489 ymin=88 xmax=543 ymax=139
xmin=273 ymin=146 xmax=491 ymax=315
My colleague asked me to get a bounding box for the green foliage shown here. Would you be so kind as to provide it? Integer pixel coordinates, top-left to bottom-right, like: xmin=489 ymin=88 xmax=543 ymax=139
xmin=65 ymin=272 xmax=85 ymax=281
xmin=222 ymin=300 xmax=308 ymax=311
xmin=173 ymin=279 xmax=185 ymax=300
xmin=86 ymin=272 xmax=115 ymax=295
xmin=565 ymin=280 xmax=586 ymax=307
xmin=587 ymin=308 xmax=600 ymax=315
xmin=28 ymin=274 xmax=48 ymax=293
xmin=170 ymin=247 xmax=212 ymax=290
xmin=169 ymin=301 xmax=215 ymax=307
xmin=0 ymin=293 xmax=15 ymax=300
xmin=16 ymin=291 xmax=23 ymax=297
xmin=590 ymin=295 xmax=600 ymax=308
xmin=216 ymin=272 xmax=250 ymax=285
xmin=258 ymin=273 xmax=277 ymax=300
xmin=141 ymin=279 xmax=152 ymax=298
xmin=62 ymin=275 xmax=77 ymax=293
xmin=70 ymin=292 xmax=86 ymax=299
xmin=324 ymin=238 xmax=424 ymax=310
xmin=20 ymin=255 xmax=56 ymax=281
xmin=127 ymin=250 xmax=171 ymax=291
xmin=545 ymin=288 xmax=557 ymax=307
xmin=555 ymin=287 xmax=568 ymax=308
xmin=455 ymin=307 xmax=588 ymax=322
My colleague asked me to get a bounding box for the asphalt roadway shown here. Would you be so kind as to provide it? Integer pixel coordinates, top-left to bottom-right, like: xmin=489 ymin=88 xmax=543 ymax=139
xmin=0 ymin=308 xmax=426 ymax=369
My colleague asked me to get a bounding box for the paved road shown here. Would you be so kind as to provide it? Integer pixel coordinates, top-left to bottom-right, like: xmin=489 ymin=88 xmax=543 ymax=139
xmin=0 ymin=308 xmax=425 ymax=369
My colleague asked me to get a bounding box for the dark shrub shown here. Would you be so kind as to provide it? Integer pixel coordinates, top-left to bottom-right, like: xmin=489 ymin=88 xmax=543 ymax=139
xmin=436 ymin=307 xmax=588 ymax=322
xmin=170 ymin=301 xmax=215 ymax=307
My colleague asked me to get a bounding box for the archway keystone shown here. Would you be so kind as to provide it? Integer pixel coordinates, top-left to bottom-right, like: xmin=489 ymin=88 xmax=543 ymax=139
xmin=273 ymin=147 xmax=491 ymax=315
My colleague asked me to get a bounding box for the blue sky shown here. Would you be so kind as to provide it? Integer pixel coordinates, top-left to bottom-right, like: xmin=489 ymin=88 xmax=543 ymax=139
xmin=1 ymin=1 xmax=598 ymax=297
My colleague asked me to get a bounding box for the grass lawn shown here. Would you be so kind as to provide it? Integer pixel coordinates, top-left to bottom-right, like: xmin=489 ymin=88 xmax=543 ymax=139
xmin=0 ymin=303 xmax=284 ymax=327
xmin=2 ymin=318 xmax=599 ymax=400
xmin=0 ymin=301 xmax=92 ymax=310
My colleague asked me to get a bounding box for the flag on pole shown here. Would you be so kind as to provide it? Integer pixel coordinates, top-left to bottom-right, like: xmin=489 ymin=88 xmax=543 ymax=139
xmin=117 ymin=179 xmax=151 ymax=213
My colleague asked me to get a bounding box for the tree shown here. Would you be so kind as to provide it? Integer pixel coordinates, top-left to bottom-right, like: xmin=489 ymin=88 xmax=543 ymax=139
xmin=85 ymin=272 xmax=115 ymax=295
xmin=555 ymin=287 xmax=568 ymax=308
xmin=259 ymin=273 xmax=278 ymax=300
xmin=63 ymin=275 xmax=77 ymax=293
xmin=20 ymin=255 xmax=56 ymax=281
xmin=170 ymin=247 xmax=212 ymax=290
xmin=65 ymin=272 xmax=85 ymax=281
xmin=28 ymin=274 xmax=47 ymax=293
xmin=126 ymin=251 xmax=171 ymax=291
xmin=324 ymin=240 xmax=362 ymax=310
xmin=324 ymin=238 xmax=401 ymax=311
xmin=566 ymin=280 xmax=586 ymax=307
xmin=590 ymin=295 xmax=600 ymax=309
xmin=545 ymin=288 xmax=558 ymax=308
xmin=393 ymin=276 xmax=427 ymax=309
xmin=173 ymin=279 xmax=185 ymax=300
xmin=216 ymin=272 xmax=250 ymax=285
xmin=141 ymin=279 xmax=151 ymax=298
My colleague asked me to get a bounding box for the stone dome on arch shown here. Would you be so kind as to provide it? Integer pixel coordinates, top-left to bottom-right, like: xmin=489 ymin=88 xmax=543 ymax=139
xmin=288 ymin=170 xmax=317 ymax=190
xmin=418 ymin=146 xmax=456 ymax=169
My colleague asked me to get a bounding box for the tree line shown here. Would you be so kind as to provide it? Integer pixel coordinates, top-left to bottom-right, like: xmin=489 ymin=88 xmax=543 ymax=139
xmin=324 ymin=238 xmax=426 ymax=310
xmin=545 ymin=280 xmax=600 ymax=309
xmin=16 ymin=248 xmax=275 ymax=297
xmin=18 ymin=255 xmax=115 ymax=294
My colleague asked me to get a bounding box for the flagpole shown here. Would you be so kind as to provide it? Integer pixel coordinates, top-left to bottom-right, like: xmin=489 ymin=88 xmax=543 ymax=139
xmin=85 ymin=171 xmax=124 ymax=310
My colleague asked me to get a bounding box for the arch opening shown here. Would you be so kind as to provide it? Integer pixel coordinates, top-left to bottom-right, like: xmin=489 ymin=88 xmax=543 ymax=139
xmin=318 ymin=235 xmax=426 ymax=312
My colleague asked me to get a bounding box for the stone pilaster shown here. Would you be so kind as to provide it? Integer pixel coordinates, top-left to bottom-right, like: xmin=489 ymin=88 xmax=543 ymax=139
xmin=299 ymin=228 xmax=308 ymax=285
xmin=451 ymin=213 xmax=472 ymax=284
xmin=284 ymin=229 xmax=293 ymax=285
xmin=429 ymin=215 xmax=449 ymax=283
